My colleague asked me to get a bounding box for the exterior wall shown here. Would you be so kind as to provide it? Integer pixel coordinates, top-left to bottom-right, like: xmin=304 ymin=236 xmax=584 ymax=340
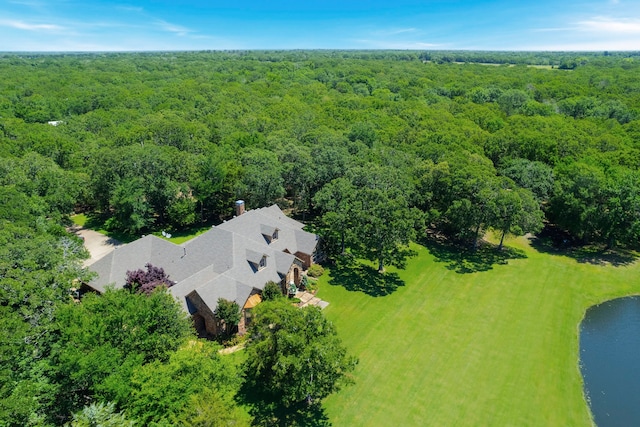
xmin=285 ymin=263 xmax=303 ymax=288
xmin=239 ymin=289 xmax=262 ymax=335
xmin=312 ymin=246 xmax=326 ymax=264
xmin=186 ymin=293 xmax=219 ymax=335
xmin=238 ymin=310 xmax=247 ymax=335
xmin=294 ymin=251 xmax=312 ymax=270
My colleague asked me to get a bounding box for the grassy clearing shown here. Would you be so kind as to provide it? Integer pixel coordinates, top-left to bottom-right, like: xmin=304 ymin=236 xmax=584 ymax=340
xmin=70 ymin=213 xmax=137 ymax=243
xmin=527 ymin=64 xmax=555 ymax=69
xmin=70 ymin=213 xmax=212 ymax=244
xmin=318 ymin=236 xmax=640 ymax=426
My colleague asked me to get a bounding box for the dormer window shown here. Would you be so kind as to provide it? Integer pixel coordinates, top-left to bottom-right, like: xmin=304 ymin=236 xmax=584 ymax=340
xmin=261 ymin=224 xmax=279 ymax=244
xmin=247 ymin=249 xmax=268 ymax=272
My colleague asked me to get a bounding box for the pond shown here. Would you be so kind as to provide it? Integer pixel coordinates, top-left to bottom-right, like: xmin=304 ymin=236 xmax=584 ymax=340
xmin=580 ymin=296 xmax=640 ymax=427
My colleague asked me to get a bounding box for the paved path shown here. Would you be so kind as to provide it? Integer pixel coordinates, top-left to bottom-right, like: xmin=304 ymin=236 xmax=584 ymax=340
xmin=68 ymin=225 xmax=123 ymax=266
xmin=295 ymin=291 xmax=329 ymax=309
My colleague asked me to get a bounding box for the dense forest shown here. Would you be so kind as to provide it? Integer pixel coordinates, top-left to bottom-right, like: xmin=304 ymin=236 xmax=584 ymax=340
xmin=1 ymin=50 xmax=640 ymax=425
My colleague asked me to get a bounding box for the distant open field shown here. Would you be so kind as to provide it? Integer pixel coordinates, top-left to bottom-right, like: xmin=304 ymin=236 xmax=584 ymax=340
xmin=317 ymin=237 xmax=640 ymax=426
xmin=439 ymin=61 xmax=555 ymax=69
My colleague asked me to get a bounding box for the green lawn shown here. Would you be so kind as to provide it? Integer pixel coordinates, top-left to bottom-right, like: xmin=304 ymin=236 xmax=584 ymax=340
xmin=71 ymin=213 xmax=213 ymax=244
xmin=317 ymin=237 xmax=640 ymax=426
xmin=72 ymin=211 xmax=639 ymax=425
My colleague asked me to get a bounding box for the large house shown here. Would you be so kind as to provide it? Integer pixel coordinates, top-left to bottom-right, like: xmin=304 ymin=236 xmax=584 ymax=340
xmin=86 ymin=202 xmax=321 ymax=335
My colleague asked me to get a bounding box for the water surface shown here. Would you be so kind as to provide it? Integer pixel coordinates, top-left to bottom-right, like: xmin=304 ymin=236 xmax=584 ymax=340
xmin=580 ymin=296 xmax=640 ymax=426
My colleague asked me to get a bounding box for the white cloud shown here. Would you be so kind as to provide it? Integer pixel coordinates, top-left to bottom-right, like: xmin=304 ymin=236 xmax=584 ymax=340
xmin=524 ymin=38 xmax=640 ymax=51
xmin=374 ymin=28 xmax=420 ymax=36
xmin=535 ymin=17 xmax=640 ymax=34
xmin=7 ymin=0 xmax=46 ymax=7
xmin=156 ymin=20 xmax=193 ymax=36
xmin=576 ymin=16 xmax=640 ymax=33
xmin=116 ymin=5 xmax=144 ymax=13
xmin=352 ymin=38 xmax=441 ymax=49
xmin=0 ymin=19 xmax=63 ymax=31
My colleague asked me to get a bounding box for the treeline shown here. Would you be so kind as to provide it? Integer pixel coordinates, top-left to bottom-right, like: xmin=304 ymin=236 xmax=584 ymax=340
xmin=1 ymin=51 xmax=638 ymax=248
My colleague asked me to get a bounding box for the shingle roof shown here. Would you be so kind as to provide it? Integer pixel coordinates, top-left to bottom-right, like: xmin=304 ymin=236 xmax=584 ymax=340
xmin=217 ymin=204 xmax=318 ymax=256
xmin=260 ymin=224 xmax=278 ymax=238
xmin=87 ymin=204 xmax=317 ymax=316
xmin=88 ymin=235 xmax=183 ymax=293
xmin=192 ymin=274 xmax=254 ymax=314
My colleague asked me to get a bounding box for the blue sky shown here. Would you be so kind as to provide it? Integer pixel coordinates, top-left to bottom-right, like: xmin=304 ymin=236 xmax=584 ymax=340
xmin=1 ymin=0 xmax=639 ymax=51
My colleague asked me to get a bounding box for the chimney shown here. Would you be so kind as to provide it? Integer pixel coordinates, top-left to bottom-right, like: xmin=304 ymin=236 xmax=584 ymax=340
xmin=235 ymin=200 xmax=245 ymax=216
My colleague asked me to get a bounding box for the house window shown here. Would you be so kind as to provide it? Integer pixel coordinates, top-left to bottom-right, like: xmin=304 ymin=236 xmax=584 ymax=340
xmin=272 ymin=229 xmax=279 ymax=241
xmin=259 ymin=255 xmax=267 ymax=269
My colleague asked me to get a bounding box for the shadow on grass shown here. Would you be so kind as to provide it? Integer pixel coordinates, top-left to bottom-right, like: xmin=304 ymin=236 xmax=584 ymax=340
xmin=328 ymin=256 xmax=405 ymax=297
xmin=419 ymin=235 xmax=527 ymax=274
xmin=159 ymin=223 xmax=215 ymax=243
xmin=238 ymin=383 xmax=331 ymax=427
xmin=529 ymin=225 xmax=637 ymax=267
xmin=82 ymin=212 xmax=137 ymax=243
xmin=80 ymin=212 xmax=216 ymax=245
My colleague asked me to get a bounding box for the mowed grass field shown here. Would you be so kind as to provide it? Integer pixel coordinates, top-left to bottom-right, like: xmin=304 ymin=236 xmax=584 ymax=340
xmin=317 ymin=237 xmax=640 ymax=426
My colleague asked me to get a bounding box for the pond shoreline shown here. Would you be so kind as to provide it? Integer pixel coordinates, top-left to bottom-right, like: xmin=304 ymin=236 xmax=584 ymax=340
xmin=579 ymin=295 xmax=640 ymax=427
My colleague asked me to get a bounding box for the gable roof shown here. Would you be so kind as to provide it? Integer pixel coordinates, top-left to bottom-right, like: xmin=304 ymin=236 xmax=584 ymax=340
xmin=89 ymin=234 xmax=183 ymax=293
xmin=87 ymin=204 xmax=316 ymax=316
xmin=217 ymin=204 xmax=318 ymax=257
xmin=191 ymin=275 xmax=254 ymax=316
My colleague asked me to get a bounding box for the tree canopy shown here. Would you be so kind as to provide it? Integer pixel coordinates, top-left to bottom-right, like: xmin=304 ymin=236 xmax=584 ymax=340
xmin=243 ymin=299 xmax=357 ymax=407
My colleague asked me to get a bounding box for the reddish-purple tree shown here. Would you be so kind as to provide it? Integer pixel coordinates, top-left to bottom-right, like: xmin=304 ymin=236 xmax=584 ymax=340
xmin=125 ymin=263 xmax=175 ymax=295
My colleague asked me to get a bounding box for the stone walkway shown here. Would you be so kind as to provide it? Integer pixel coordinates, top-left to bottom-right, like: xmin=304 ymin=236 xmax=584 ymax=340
xmin=295 ymin=291 xmax=330 ymax=309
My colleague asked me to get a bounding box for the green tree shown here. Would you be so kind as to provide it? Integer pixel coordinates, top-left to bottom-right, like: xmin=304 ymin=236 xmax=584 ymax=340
xmin=214 ymin=298 xmax=241 ymax=337
xmin=262 ymin=281 xmax=284 ymax=301
xmin=492 ymin=186 xmax=544 ymax=250
xmin=52 ymin=288 xmax=192 ymax=417
xmin=166 ymin=184 xmax=197 ymax=228
xmin=549 ymin=162 xmax=605 ymax=243
xmin=600 ymin=169 xmax=640 ymax=248
xmin=127 ymin=342 xmax=241 ymax=426
xmin=497 ymin=89 xmax=530 ymax=116
xmin=105 ymin=177 xmax=153 ymax=234
xmin=67 ymin=402 xmax=134 ymax=427
xmin=436 ymin=153 xmax=499 ymax=249
xmin=313 ymin=177 xmax=357 ymax=256
xmin=178 ymin=387 xmax=250 ymax=427
xmin=243 ymin=300 xmax=356 ymax=407
xmin=0 ymin=187 xmax=90 ymax=426
xmin=500 ymin=158 xmax=555 ymax=203
xmin=352 ymin=185 xmax=422 ymax=272
xmin=551 ymin=164 xmax=640 ymax=248
xmin=279 ymin=143 xmax=317 ymax=214
xmin=193 ymin=151 xmax=241 ymax=221
xmin=0 ymin=152 xmax=85 ymax=216
xmin=236 ymin=149 xmax=284 ymax=209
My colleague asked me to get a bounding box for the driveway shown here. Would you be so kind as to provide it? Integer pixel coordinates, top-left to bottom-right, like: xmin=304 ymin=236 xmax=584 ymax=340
xmin=69 ymin=225 xmax=123 ymax=266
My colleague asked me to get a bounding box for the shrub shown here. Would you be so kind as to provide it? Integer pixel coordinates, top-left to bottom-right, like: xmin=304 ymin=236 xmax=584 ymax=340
xmin=262 ymin=281 xmax=283 ymax=301
xmin=305 ymin=278 xmax=319 ymax=293
xmin=307 ymin=264 xmax=324 ymax=278
xmin=124 ymin=263 xmax=175 ymax=295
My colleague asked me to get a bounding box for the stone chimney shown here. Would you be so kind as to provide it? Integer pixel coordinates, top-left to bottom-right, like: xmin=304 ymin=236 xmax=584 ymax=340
xmin=235 ymin=200 xmax=245 ymax=216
